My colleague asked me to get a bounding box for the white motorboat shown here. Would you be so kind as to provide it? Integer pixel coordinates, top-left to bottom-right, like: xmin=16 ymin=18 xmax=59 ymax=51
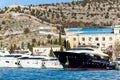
xmin=18 ymin=55 xmax=63 ymax=69
xmin=113 ymin=57 xmax=120 ymax=70
xmin=0 ymin=48 xmax=31 ymax=68
xmin=18 ymin=56 xmax=43 ymax=68
xmin=0 ymin=54 xmax=23 ymax=68
xmin=12 ymin=49 xmax=32 ymax=55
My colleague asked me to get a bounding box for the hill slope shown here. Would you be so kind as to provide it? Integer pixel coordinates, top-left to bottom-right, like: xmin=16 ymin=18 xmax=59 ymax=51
xmin=1 ymin=0 xmax=120 ymax=28
xmin=0 ymin=0 xmax=120 ymax=48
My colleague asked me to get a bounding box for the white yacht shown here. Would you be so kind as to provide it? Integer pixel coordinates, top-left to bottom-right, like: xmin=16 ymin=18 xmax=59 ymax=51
xmin=0 ymin=48 xmax=31 ymax=68
xmin=0 ymin=54 xmax=23 ymax=68
xmin=18 ymin=55 xmax=63 ymax=69
xmin=18 ymin=55 xmax=43 ymax=68
xmin=113 ymin=57 xmax=120 ymax=70
xmin=12 ymin=49 xmax=32 ymax=55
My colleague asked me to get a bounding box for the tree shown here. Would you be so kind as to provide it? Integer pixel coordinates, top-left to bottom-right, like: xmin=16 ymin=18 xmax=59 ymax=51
xmin=59 ymin=32 xmax=62 ymax=45
xmin=13 ymin=44 xmax=17 ymax=50
xmin=109 ymin=41 xmax=120 ymax=61
xmin=48 ymin=8 xmax=52 ymax=12
xmin=27 ymin=42 xmax=33 ymax=52
xmin=32 ymin=38 xmax=36 ymax=46
xmin=42 ymin=41 xmax=45 ymax=45
xmin=47 ymin=34 xmax=51 ymax=39
xmin=0 ymin=43 xmax=3 ymax=47
xmin=37 ymin=41 xmax=41 ymax=46
xmin=56 ymin=14 xmax=60 ymax=19
xmin=32 ymin=38 xmax=36 ymax=43
xmin=60 ymin=45 xmax=64 ymax=52
xmin=9 ymin=45 xmax=14 ymax=53
xmin=24 ymin=28 xmax=30 ymax=34
xmin=66 ymin=41 xmax=71 ymax=50
xmin=49 ymin=48 xmax=55 ymax=57
xmin=105 ymin=13 xmax=109 ymax=19
xmin=47 ymin=34 xmax=52 ymax=43
xmin=53 ymin=39 xmax=58 ymax=44
xmin=79 ymin=22 xmax=85 ymax=28
xmin=2 ymin=21 xmax=5 ymax=24
xmin=21 ymin=42 xmax=24 ymax=49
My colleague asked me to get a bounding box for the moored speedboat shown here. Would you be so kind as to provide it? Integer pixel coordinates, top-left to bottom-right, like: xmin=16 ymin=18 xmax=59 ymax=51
xmin=0 ymin=48 xmax=31 ymax=68
xmin=113 ymin=57 xmax=120 ymax=70
xmin=54 ymin=47 xmax=115 ymax=70
xmin=18 ymin=56 xmax=43 ymax=68
xmin=0 ymin=54 xmax=23 ymax=68
xmin=18 ymin=55 xmax=63 ymax=69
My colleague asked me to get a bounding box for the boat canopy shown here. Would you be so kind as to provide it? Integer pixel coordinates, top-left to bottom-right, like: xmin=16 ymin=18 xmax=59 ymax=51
xmin=67 ymin=47 xmax=108 ymax=57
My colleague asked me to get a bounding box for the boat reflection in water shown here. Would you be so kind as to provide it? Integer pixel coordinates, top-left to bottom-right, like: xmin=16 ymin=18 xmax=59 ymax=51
xmin=54 ymin=46 xmax=115 ymax=70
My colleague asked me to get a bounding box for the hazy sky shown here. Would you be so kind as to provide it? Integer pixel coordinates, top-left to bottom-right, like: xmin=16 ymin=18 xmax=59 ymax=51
xmin=0 ymin=0 xmax=78 ymax=8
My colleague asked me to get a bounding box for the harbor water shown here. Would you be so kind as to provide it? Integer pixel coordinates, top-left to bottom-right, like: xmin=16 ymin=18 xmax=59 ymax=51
xmin=0 ymin=68 xmax=120 ymax=80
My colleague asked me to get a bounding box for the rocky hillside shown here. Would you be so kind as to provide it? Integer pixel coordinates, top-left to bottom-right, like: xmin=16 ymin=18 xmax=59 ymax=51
xmin=1 ymin=0 xmax=120 ymax=28
xmin=0 ymin=0 xmax=120 ymax=49
xmin=0 ymin=13 xmax=60 ymax=49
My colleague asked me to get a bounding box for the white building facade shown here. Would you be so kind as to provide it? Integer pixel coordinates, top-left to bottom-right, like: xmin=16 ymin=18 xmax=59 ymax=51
xmin=33 ymin=46 xmax=60 ymax=56
xmin=66 ymin=25 xmax=120 ymax=50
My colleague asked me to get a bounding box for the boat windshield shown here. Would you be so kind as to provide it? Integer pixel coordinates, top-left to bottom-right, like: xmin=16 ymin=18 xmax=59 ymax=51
xmin=19 ymin=57 xmax=44 ymax=59
xmin=70 ymin=48 xmax=94 ymax=51
xmin=4 ymin=55 xmax=22 ymax=57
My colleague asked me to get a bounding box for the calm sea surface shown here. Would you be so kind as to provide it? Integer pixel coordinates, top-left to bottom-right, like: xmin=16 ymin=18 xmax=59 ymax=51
xmin=0 ymin=68 xmax=120 ymax=80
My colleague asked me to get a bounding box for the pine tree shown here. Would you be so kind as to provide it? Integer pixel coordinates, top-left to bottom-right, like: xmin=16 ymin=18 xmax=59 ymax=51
xmin=53 ymin=39 xmax=58 ymax=44
xmin=9 ymin=45 xmax=14 ymax=53
xmin=13 ymin=44 xmax=17 ymax=50
xmin=47 ymin=34 xmax=51 ymax=43
xmin=37 ymin=41 xmax=41 ymax=46
xmin=0 ymin=43 xmax=3 ymax=47
xmin=60 ymin=45 xmax=64 ymax=52
xmin=32 ymin=38 xmax=36 ymax=46
xmin=21 ymin=42 xmax=24 ymax=49
xmin=66 ymin=41 xmax=71 ymax=50
xmin=49 ymin=48 xmax=55 ymax=57
xmin=27 ymin=43 xmax=33 ymax=52
xmin=59 ymin=32 xmax=62 ymax=45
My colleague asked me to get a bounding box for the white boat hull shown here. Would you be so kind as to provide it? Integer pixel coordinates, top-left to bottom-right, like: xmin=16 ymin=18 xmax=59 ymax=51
xmin=19 ymin=59 xmax=43 ymax=68
xmin=0 ymin=57 xmax=20 ymax=68
xmin=114 ymin=61 xmax=120 ymax=70
xmin=43 ymin=60 xmax=63 ymax=69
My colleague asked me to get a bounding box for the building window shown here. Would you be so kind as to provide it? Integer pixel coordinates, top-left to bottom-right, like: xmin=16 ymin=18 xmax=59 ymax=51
xmin=95 ymin=37 xmax=98 ymax=41
xmin=102 ymin=44 xmax=105 ymax=47
xmin=37 ymin=49 xmax=39 ymax=52
xmin=89 ymin=37 xmax=92 ymax=41
xmin=73 ymin=37 xmax=76 ymax=41
xmin=102 ymin=37 xmax=105 ymax=41
xmin=82 ymin=37 xmax=85 ymax=41
xmin=73 ymin=45 xmax=76 ymax=48
xmin=109 ymin=37 xmax=112 ymax=41
xmin=83 ymin=43 xmax=85 ymax=45
xmin=97 ymin=43 xmax=100 ymax=46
